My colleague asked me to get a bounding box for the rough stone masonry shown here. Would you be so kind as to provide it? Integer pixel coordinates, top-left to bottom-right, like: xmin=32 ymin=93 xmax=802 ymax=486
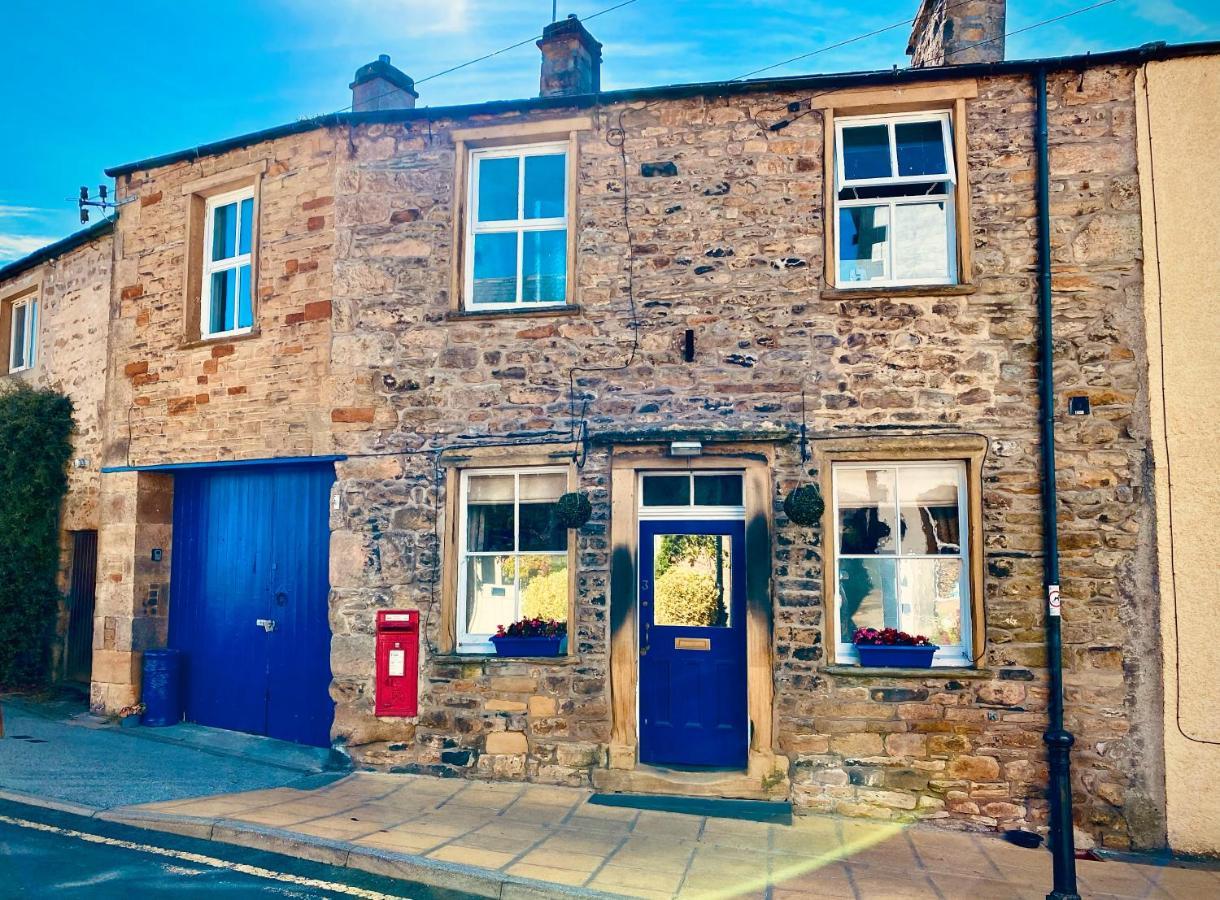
xmin=101 ymin=60 xmax=1166 ymax=851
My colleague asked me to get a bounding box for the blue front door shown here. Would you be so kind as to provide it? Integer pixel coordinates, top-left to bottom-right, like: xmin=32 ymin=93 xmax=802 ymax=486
xmin=169 ymin=463 xmax=335 ymax=747
xmin=639 ymin=519 xmax=748 ymax=768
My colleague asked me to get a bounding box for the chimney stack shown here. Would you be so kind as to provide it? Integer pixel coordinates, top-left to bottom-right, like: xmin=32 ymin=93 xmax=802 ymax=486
xmin=907 ymin=0 xmax=1006 ymax=67
xmin=537 ymin=15 xmax=602 ymax=97
xmin=350 ymin=54 xmax=419 ymax=112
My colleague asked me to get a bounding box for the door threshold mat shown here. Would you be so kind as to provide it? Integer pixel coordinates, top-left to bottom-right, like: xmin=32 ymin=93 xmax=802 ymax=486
xmin=589 ymin=792 xmax=793 ymax=824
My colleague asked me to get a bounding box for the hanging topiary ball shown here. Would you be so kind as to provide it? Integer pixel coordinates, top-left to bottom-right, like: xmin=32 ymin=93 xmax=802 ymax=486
xmin=553 ymin=491 xmax=593 ymax=529
xmin=784 ymin=483 xmax=824 ymax=527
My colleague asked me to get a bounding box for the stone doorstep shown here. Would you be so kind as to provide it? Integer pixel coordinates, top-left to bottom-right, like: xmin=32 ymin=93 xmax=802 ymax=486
xmin=101 ymin=807 xmax=618 ymax=900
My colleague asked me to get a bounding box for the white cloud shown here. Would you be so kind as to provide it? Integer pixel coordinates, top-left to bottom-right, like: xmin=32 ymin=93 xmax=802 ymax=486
xmin=0 ymin=234 xmax=56 ymax=263
xmin=1130 ymin=0 xmax=1210 ymax=36
xmin=0 ymin=205 xmax=43 ymax=218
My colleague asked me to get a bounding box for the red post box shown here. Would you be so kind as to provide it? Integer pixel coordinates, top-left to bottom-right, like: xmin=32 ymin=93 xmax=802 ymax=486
xmin=375 ymin=610 xmax=419 ymax=717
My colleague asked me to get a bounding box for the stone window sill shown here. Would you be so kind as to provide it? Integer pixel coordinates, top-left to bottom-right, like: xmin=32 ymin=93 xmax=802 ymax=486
xmin=445 ymin=304 xmax=581 ymax=322
xmin=820 ymin=283 xmax=976 ymax=301
xmin=822 ymin=664 xmax=993 ymax=679
xmin=179 ymin=328 xmax=262 ymax=351
xmin=429 ymin=653 xmax=580 ymax=666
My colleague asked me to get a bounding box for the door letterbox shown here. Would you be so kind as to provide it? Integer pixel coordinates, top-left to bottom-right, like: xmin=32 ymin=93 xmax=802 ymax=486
xmin=375 ymin=610 xmax=419 ymax=717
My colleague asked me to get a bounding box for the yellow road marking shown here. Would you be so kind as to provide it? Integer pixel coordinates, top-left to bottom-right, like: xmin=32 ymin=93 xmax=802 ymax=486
xmin=0 ymin=814 xmax=407 ymax=899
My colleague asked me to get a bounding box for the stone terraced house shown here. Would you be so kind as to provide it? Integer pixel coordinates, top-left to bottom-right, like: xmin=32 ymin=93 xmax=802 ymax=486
xmin=4 ymin=0 xmax=1219 ymax=858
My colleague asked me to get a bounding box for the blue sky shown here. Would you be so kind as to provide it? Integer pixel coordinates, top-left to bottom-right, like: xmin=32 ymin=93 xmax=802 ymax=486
xmin=1 ymin=0 xmax=1216 ymax=261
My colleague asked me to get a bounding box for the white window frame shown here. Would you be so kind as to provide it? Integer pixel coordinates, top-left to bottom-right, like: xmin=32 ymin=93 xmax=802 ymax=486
xmin=456 ymin=465 xmax=570 ymax=654
xmin=831 ymin=460 xmax=972 ymax=667
xmin=636 ymin=470 xmax=746 ymax=521
xmin=465 ymin=142 xmax=569 ymax=311
xmin=834 ymin=111 xmax=958 ymax=289
xmin=201 ymin=186 xmax=255 ymax=339
xmin=8 ymin=294 xmax=37 ymax=373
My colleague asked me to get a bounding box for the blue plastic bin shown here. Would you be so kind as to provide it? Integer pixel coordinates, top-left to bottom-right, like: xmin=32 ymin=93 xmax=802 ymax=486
xmin=141 ymin=648 xmax=183 ymax=727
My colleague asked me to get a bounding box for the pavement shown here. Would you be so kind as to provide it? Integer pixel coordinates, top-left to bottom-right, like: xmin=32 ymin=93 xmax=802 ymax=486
xmin=3 ymin=693 xmax=1219 ymax=899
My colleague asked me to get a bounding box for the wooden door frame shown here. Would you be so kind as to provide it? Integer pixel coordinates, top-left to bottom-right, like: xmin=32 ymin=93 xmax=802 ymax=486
xmin=607 ymin=444 xmax=775 ymax=775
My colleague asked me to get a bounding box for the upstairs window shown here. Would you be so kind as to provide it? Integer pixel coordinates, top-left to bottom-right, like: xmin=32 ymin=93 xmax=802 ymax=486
xmin=834 ymin=112 xmax=957 ymax=287
xmin=7 ymin=294 xmax=38 ymax=373
xmin=457 ymin=467 xmax=570 ymax=653
xmin=466 ymin=143 xmax=568 ymax=310
xmin=202 ymin=187 xmax=255 ymax=338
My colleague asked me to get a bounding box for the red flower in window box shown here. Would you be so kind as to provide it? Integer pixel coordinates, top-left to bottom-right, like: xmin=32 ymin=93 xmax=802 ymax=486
xmin=491 ymin=618 xmax=567 ymax=657
xmin=851 ymin=627 xmax=939 ymax=668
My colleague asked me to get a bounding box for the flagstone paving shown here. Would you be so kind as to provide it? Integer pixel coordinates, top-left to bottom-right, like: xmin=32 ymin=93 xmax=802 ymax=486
xmin=121 ymin=773 xmax=1220 ymax=899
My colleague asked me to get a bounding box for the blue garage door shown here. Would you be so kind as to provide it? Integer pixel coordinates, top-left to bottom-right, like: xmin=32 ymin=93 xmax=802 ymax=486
xmin=169 ymin=462 xmax=335 ymax=747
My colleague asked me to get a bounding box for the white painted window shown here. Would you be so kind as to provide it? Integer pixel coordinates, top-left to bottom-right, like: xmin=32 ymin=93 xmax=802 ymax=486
xmin=201 ymin=187 xmax=255 ymax=338
xmin=465 ymin=143 xmax=568 ymax=310
xmin=637 ymin=471 xmax=745 ymax=520
xmin=8 ymin=295 xmax=38 ymax=373
xmin=834 ymin=112 xmax=957 ymax=288
xmin=832 ymin=461 xmax=972 ymax=666
xmin=456 ymin=467 xmax=569 ymax=653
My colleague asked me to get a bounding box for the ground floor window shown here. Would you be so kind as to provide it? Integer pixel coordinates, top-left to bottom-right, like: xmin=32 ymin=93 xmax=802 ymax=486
xmin=457 ymin=466 xmax=569 ymax=653
xmin=832 ymin=460 xmax=972 ymax=665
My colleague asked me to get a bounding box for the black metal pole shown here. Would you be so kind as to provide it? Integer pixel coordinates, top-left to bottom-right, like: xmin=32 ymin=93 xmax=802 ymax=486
xmin=1034 ymin=66 xmax=1080 ymax=900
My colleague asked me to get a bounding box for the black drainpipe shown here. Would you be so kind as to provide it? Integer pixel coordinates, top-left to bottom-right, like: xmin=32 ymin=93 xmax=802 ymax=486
xmin=1034 ymin=66 xmax=1080 ymax=900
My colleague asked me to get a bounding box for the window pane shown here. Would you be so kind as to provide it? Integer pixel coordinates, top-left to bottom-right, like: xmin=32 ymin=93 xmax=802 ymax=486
xmin=838 ymin=205 xmax=889 ymax=283
xmin=642 ymin=475 xmax=690 ymax=506
xmin=477 ymin=156 xmax=519 ymax=222
xmin=520 ymin=500 xmax=567 ymax=552
xmin=693 ymin=474 xmax=743 ymax=506
xmin=27 ymin=300 xmax=36 ymax=363
xmin=209 ymin=269 xmax=237 ymax=334
xmin=211 ymin=202 xmax=238 ymax=261
xmin=524 ymin=153 xmax=565 ymax=219
xmin=898 ymin=558 xmax=963 ymax=646
xmin=837 ymin=467 xmax=897 ymax=555
xmin=899 ymin=466 xmax=962 ymax=555
xmin=237 ymin=265 xmax=253 ymax=329
xmin=467 ymin=474 xmax=514 ymax=553
xmin=238 ymin=198 xmax=254 ymax=255
xmin=653 ymin=534 xmax=731 ymax=628
xmin=519 ymin=555 xmax=569 ymax=621
xmin=522 ymin=229 xmax=566 ymax=303
xmin=841 ymin=125 xmax=891 ymax=181
xmin=895 ymin=120 xmax=948 ymax=177
xmin=472 ymin=232 xmax=518 ymax=304
xmin=11 ymin=303 xmax=26 ymax=368
xmin=520 ymin=472 xmax=566 ymax=501
xmin=466 ymin=555 xmax=517 ymax=636
xmin=893 ymin=202 xmax=949 ymax=281
xmin=838 ymin=557 xmax=898 ymax=637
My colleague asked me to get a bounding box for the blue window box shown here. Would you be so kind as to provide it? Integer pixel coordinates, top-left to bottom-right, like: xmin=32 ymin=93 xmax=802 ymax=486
xmin=855 ymin=644 xmax=939 ymax=668
xmin=490 ymin=635 xmax=565 ymax=657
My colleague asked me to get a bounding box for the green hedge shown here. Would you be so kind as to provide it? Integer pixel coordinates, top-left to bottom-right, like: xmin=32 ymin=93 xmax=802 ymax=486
xmin=0 ymin=384 xmax=74 ymax=687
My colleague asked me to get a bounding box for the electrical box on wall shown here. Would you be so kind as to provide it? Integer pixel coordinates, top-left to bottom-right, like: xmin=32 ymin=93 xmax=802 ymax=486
xmin=375 ymin=610 xmax=419 ymax=717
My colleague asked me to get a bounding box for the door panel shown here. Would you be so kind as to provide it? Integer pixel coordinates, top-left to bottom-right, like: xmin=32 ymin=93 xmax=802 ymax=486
xmin=169 ymin=463 xmax=334 ymax=746
xmin=639 ymin=520 xmax=748 ymax=768
xmin=65 ymin=531 xmax=98 ymax=683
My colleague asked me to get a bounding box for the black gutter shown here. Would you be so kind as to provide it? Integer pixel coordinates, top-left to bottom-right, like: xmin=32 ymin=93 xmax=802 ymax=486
xmin=104 ymin=39 xmax=1220 ymax=178
xmin=1034 ymin=67 xmax=1080 ymax=900
xmin=0 ymin=215 xmax=116 ymax=283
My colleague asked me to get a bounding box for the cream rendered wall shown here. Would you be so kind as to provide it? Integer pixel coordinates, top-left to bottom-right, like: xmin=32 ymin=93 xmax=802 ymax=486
xmin=1137 ymin=55 xmax=1220 ymax=856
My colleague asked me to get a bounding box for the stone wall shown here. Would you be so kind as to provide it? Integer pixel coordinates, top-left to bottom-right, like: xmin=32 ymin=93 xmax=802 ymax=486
xmin=0 ymin=230 xmax=112 ymax=674
xmin=318 ymin=67 xmax=1163 ymax=849
xmin=908 ymin=0 xmax=1007 ymax=67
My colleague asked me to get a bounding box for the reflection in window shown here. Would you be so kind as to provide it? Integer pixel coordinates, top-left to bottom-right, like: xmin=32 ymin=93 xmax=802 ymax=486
xmin=469 ymin=144 xmax=568 ymax=308
xmin=834 ymin=462 xmax=969 ymax=660
xmin=652 ymin=533 xmax=731 ymax=628
xmin=836 ymin=112 xmax=956 ymax=287
xmin=460 ymin=469 xmax=568 ymax=651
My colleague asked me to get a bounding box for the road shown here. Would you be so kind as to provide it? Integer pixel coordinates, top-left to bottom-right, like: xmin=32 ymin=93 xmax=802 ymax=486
xmin=0 ymin=799 xmax=472 ymax=899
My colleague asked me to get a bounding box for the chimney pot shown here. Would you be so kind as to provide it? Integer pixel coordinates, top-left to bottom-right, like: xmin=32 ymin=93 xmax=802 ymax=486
xmin=350 ymin=54 xmax=419 ymax=112
xmin=537 ymin=15 xmax=602 ymax=97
